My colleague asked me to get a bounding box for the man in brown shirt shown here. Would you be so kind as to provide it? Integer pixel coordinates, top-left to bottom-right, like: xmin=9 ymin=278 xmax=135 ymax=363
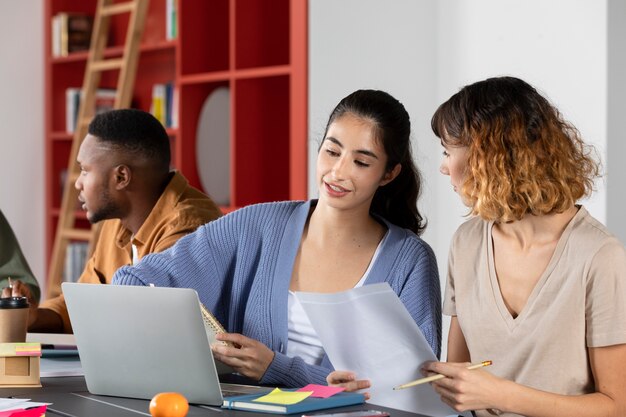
xmin=9 ymin=109 xmax=221 ymax=332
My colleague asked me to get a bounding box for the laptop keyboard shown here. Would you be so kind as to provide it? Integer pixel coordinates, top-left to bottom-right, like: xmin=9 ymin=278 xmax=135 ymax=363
xmin=220 ymin=383 xmax=272 ymax=398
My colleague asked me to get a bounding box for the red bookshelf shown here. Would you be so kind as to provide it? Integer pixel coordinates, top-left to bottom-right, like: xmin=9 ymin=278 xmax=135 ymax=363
xmin=44 ymin=0 xmax=308 ymax=290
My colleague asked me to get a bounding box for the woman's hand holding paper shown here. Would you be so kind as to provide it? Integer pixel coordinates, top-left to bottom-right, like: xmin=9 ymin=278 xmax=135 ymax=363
xmin=326 ymin=370 xmax=371 ymax=400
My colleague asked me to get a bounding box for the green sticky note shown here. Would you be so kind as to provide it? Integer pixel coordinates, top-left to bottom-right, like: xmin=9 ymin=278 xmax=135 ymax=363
xmin=253 ymin=388 xmax=313 ymax=405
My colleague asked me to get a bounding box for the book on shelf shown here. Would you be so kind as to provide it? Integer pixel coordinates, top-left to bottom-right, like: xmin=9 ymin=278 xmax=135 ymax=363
xmin=65 ymin=89 xmax=80 ymax=132
xmin=51 ymin=13 xmax=93 ymax=57
xmin=150 ymin=82 xmax=176 ymax=128
xmin=170 ymin=84 xmax=179 ymax=128
xmin=165 ymin=81 xmax=174 ymax=128
xmin=166 ymin=0 xmax=178 ymax=40
xmin=66 ymin=88 xmax=117 ymax=132
xmin=150 ymin=84 xmax=166 ymax=126
xmin=222 ymin=390 xmax=366 ymax=415
xmin=63 ymin=242 xmax=89 ymax=283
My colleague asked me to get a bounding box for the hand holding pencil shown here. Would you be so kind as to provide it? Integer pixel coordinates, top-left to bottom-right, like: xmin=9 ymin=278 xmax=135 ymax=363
xmin=394 ymin=360 xmax=493 ymax=390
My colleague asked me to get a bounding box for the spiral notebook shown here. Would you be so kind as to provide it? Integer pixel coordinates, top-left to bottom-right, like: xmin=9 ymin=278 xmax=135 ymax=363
xmin=199 ymin=302 xmax=233 ymax=347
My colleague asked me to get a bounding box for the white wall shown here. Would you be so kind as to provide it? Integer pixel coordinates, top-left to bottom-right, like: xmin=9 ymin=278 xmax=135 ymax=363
xmin=308 ymin=0 xmax=438 ymax=200
xmin=0 ymin=2 xmax=45 ymax=289
xmin=310 ymin=0 xmax=611 ymax=360
xmin=607 ymin=0 xmax=626 ymax=244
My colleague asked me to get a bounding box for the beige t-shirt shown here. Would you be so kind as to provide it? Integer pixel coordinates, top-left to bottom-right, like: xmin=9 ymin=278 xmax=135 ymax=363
xmin=443 ymin=206 xmax=626 ymax=417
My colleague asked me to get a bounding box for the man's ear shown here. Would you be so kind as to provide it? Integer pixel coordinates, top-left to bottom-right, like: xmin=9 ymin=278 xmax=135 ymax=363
xmin=380 ymin=163 xmax=401 ymax=186
xmin=113 ymin=164 xmax=131 ymax=190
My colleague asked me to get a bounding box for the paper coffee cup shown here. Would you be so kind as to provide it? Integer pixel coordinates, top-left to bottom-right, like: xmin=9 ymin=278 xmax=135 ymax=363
xmin=0 ymin=297 xmax=29 ymax=343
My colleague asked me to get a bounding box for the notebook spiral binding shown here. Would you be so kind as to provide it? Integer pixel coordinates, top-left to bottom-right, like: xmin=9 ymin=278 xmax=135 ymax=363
xmin=199 ymin=302 xmax=234 ymax=347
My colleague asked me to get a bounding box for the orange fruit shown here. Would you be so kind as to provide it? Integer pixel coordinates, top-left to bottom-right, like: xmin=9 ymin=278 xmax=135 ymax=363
xmin=149 ymin=392 xmax=189 ymax=417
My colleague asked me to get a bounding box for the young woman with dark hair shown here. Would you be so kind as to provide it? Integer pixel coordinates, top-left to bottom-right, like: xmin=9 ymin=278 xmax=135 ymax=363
xmin=113 ymin=89 xmax=442 ymax=388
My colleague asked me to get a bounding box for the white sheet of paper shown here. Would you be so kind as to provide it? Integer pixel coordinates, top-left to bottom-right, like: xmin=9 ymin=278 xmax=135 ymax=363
xmin=0 ymin=398 xmax=50 ymax=411
xmin=0 ymin=398 xmax=30 ymax=412
xmin=296 ymin=283 xmax=466 ymax=417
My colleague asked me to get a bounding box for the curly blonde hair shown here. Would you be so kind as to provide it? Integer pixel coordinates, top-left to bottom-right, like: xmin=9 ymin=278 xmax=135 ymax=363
xmin=431 ymin=76 xmax=600 ymax=222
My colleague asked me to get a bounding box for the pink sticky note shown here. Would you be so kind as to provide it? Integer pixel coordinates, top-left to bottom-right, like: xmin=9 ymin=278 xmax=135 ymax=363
xmin=0 ymin=406 xmax=47 ymax=417
xmin=297 ymin=384 xmax=345 ymax=398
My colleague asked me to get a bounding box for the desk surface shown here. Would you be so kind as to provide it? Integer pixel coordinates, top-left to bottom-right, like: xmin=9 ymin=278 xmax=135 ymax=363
xmin=1 ymin=377 xmax=433 ymax=417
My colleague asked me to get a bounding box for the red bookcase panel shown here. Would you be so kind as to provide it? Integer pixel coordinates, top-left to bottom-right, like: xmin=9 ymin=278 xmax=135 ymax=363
xmin=179 ymin=0 xmax=229 ymax=76
xmin=233 ymin=76 xmax=290 ymax=206
xmin=235 ymin=0 xmax=290 ymax=70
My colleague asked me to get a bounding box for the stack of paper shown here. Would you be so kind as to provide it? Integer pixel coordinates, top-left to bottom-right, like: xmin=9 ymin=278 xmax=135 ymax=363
xmin=0 ymin=398 xmax=48 ymax=417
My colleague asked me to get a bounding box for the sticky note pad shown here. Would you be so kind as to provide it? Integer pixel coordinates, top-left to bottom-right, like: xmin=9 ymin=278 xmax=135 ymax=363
xmin=253 ymin=388 xmax=313 ymax=405
xmin=297 ymin=384 xmax=345 ymax=398
xmin=15 ymin=343 xmax=42 ymax=356
xmin=0 ymin=343 xmax=42 ymax=357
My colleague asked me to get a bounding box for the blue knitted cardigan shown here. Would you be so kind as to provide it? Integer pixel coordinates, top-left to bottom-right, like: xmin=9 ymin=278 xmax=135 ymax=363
xmin=113 ymin=200 xmax=441 ymax=387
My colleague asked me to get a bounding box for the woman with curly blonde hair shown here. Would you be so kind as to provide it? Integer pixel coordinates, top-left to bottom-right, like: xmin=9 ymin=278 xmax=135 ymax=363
xmin=327 ymin=77 xmax=626 ymax=417
xmin=423 ymin=76 xmax=626 ymax=416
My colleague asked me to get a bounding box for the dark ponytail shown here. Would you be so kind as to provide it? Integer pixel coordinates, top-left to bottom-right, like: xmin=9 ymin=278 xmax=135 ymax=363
xmin=323 ymin=90 xmax=425 ymax=235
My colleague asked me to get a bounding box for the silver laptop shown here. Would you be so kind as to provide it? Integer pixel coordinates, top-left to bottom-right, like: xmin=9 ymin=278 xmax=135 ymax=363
xmin=63 ymin=282 xmax=268 ymax=405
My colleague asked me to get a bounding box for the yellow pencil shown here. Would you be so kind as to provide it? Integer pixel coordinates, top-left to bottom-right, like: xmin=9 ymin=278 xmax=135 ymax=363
xmin=393 ymin=360 xmax=493 ymax=390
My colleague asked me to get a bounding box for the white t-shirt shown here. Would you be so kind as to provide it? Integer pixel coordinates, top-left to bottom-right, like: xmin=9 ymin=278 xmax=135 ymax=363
xmin=444 ymin=207 xmax=626 ymax=417
xmin=131 ymin=242 xmax=139 ymax=265
xmin=286 ymin=230 xmax=389 ymax=365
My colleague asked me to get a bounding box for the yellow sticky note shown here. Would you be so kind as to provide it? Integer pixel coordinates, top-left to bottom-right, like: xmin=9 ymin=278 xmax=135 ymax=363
xmin=253 ymin=388 xmax=313 ymax=405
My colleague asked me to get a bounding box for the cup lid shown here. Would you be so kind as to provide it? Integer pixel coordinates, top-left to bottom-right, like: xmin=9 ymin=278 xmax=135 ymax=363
xmin=0 ymin=296 xmax=29 ymax=308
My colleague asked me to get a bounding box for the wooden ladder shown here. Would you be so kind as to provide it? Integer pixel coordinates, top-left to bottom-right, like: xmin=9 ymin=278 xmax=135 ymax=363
xmin=46 ymin=0 xmax=149 ymax=299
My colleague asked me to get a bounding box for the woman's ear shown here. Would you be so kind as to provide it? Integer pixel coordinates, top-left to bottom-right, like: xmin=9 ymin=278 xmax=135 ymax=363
xmin=380 ymin=163 xmax=401 ymax=186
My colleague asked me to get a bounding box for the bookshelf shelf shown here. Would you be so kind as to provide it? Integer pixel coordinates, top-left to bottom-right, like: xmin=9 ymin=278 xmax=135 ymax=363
xmin=235 ymin=65 xmax=293 ymax=79
xmin=50 ymin=40 xmax=177 ymax=64
xmin=44 ymin=0 xmax=308 ymax=292
xmin=178 ymin=66 xmax=292 ymax=86
xmin=50 ymin=132 xmax=73 ymax=141
xmin=179 ymin=72 xmax=231 ymax=85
